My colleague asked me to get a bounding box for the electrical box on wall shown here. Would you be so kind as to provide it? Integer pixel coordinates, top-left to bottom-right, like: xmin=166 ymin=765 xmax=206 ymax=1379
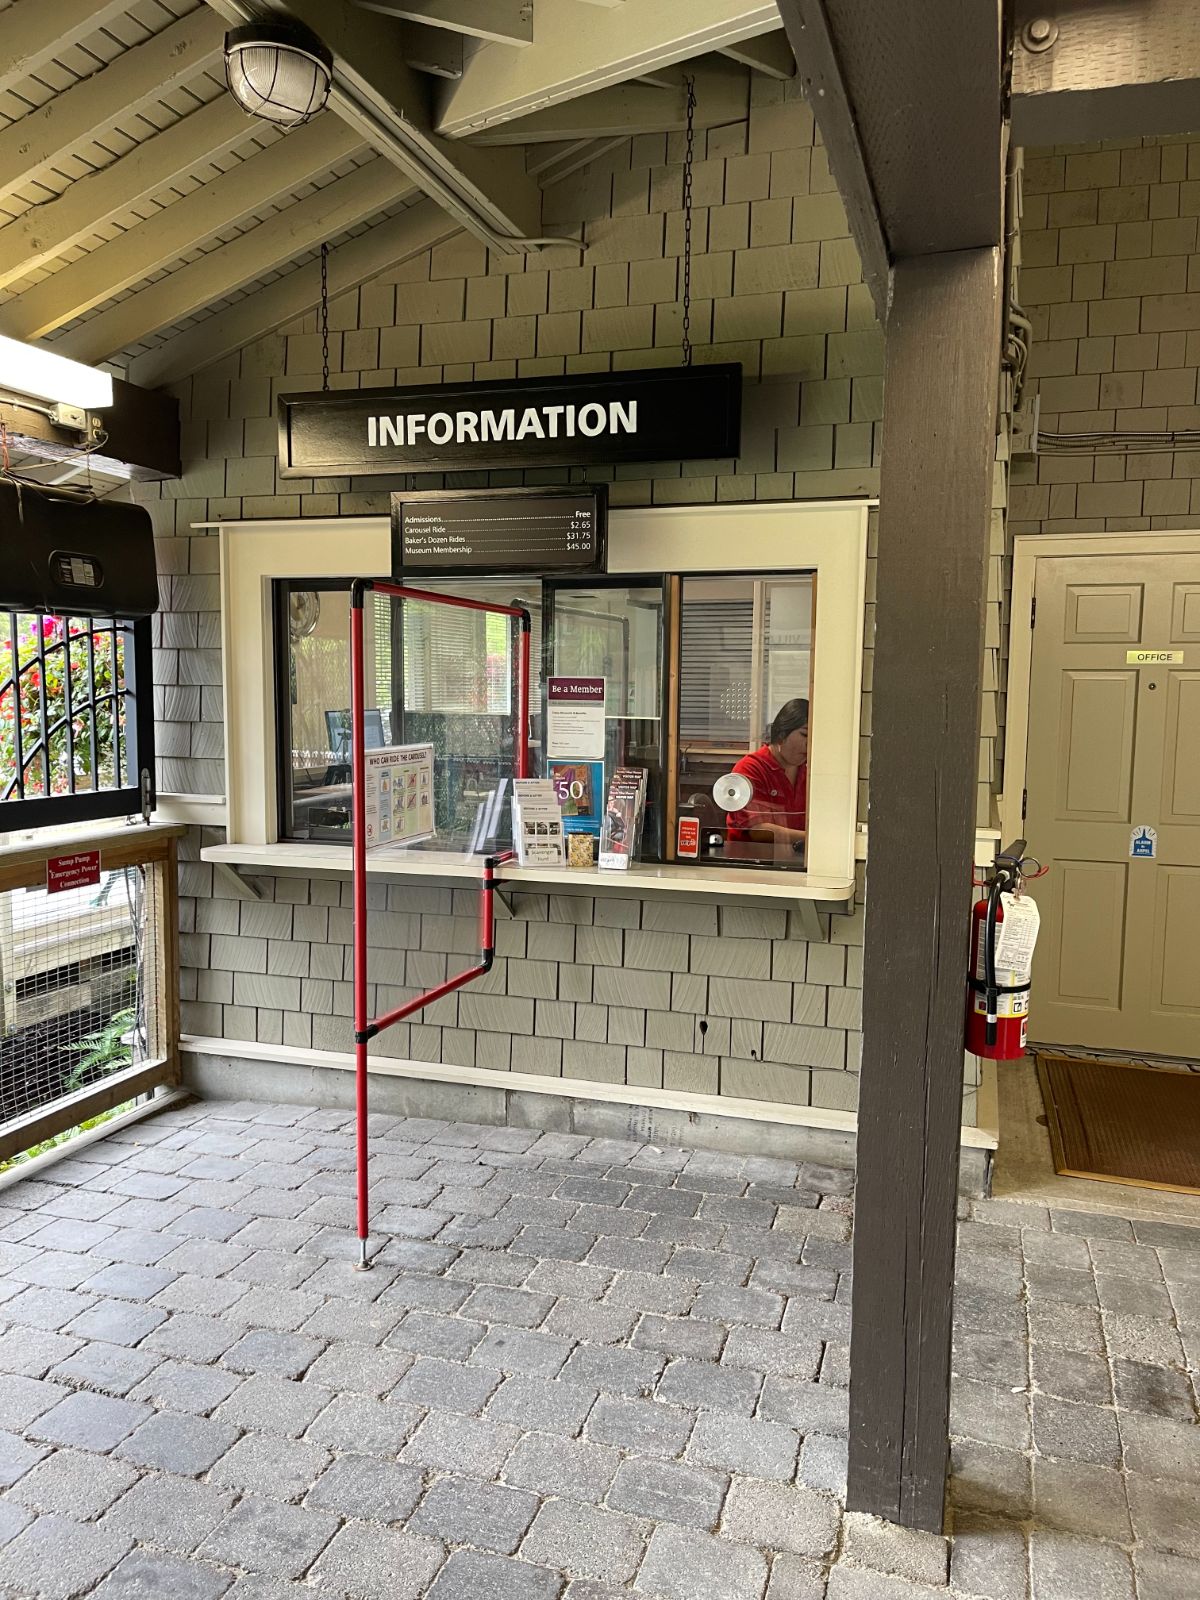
xmin=0 ymin=482 xmax=159 ymax=618
xmin=1011 ymin=393 xmax=1040 ymax=457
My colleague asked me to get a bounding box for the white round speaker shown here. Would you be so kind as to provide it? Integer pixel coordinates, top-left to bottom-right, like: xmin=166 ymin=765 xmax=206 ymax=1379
xmin=712 ymin=772 xmax=753 ymax=812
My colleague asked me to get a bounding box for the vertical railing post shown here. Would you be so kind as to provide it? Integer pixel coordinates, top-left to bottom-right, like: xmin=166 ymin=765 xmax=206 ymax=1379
xmin=350 ymin=581 xmax=372 ymax=1269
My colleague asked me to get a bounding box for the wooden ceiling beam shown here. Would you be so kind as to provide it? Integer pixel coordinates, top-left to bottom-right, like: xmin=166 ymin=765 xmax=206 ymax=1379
xmin=0 ymin=117 xmax=363 ymax=341
xmin=0 ymin=98 xmax=252 ymax=295
xmin=401 ymin=23 xmax=464 ymax=80
xmin=0 ymin=10 xmax=225 ymax=208
xmin=524 ymin=139 xmax=595 ymax=177
xmin=535 ymin=136 xmax=628 ymax=185
xmin=1011 ymin=0 xmax=1200 ymax=144
xmin=353 ymin=0 xmax=533 ymax=47
xmin=775 ymin=0 xmax=889 ymax=316
xmin=204 ymin=0 xmax=542 ymax=244
xmin=435 ymin=0 xmax=778 ymax=138
xmin=471 ymin=62 xmax=750 ymax=145
xmin=0 ymin=0 xmax=134 ymax=99
xmin=128 ymin=200 xmax=460 ymax=387
xmin=720 ymin=31 xmax=797 ymax=79
xmin=776 ymin=0 xmax=1003 ymax=317
xmin=55 ymin=156 xmax=416 ymax=365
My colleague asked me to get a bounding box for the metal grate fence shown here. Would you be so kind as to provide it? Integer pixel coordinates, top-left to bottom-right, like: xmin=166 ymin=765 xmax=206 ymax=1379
xmin=1 ymin=609 xmax=153 ymax=829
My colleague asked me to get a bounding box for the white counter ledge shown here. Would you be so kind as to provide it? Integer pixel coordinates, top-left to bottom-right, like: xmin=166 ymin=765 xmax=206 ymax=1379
xmin=200 ymin=841 xmax=857 ymax=914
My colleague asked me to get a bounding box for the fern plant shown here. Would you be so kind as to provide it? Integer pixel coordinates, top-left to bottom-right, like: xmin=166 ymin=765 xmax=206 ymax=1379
xmin=65 ymin=1007 xmax=136 ymax=1091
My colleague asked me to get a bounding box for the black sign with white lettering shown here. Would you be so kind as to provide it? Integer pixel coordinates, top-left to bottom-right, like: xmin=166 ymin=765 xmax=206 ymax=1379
xmin=277 ymin=364 xmax=741 ymax=477
xmin=393 ymin=487 xmax=606 ymax=577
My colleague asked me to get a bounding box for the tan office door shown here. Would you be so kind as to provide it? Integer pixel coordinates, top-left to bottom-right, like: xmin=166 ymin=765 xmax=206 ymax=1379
xmin=1024 ymin=553 xmax=1200 ymax=1057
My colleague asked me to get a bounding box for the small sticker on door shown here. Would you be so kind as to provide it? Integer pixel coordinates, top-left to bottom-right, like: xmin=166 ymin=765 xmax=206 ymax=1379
xmin=1126 ymin=649 xmax=1183 ymax=664
xmin=1130 ymin=826 xmax=1158 ymax=859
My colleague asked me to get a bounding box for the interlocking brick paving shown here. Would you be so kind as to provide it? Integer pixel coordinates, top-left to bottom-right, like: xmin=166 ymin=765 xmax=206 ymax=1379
xmin=0 ymin=1099 xmax=1194 ymax=1597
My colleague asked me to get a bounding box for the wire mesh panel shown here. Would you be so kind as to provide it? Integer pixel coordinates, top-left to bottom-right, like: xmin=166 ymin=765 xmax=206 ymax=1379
xmin=0 ymin=831 xmax=179 ymax=1166
xmin=0 ymin=867 xmax=161 ymax=1123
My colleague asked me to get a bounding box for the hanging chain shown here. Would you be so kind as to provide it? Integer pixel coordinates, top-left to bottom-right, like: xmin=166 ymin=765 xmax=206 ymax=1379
xmin=320 ymin=241 xmax=331 ymax=392
xmin=680 ymin=74 xmax=697 ymax=367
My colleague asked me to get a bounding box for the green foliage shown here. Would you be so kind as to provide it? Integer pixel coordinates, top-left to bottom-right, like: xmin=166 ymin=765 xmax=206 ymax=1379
xmin=64 ymin=1006 xmax=135 ymax=1091
xmin=0 ymin=1101 xmax=135 ymax=1175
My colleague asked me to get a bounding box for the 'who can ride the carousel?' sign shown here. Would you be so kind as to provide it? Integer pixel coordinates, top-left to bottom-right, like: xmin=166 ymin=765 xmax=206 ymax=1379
xmin=276 ymin=364 xmax=742 ymax=477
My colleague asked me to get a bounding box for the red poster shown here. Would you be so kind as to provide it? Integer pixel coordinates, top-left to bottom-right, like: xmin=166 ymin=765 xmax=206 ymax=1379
xmin=46 ymin=851 xmax=101 ymax=894
xmin=677 ymin=816 xmax=700 ymax=860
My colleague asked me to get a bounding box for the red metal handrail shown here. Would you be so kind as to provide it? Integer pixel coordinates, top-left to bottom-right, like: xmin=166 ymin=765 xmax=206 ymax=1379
xmin=350 ymin=578 xmax=531 ymax=1266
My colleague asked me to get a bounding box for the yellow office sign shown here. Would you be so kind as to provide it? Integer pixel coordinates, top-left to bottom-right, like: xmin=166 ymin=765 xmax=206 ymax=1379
xmin=1126 ymin=649 xmax=1184 ymax=664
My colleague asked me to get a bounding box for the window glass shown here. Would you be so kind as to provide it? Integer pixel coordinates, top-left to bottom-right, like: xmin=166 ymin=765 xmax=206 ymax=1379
xmin=278 ymin=571 xmax=814 ymax=872
xmin=393 ymin=579 xmax=543 ymax=851
xmin=278 ymin=580 xmax=542 ymax=849
xmin=281 ymin=584 xmax=363 ymax=841
xmin=676 ymin=574 xmax=814 ymax=869
xmin=550 ymin=581 xmax=665 ymax=860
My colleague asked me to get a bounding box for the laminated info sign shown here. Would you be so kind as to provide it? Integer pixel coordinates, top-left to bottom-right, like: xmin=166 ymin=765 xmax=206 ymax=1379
xmin=546 ymin=677 xmax=605 ymax=760
xmin=364 ymin=743 xmax=435 ymax=849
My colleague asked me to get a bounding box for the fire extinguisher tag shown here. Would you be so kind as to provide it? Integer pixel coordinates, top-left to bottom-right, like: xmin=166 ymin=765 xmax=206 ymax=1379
xmin=994 ymin=892 xmax=1040 ymax=974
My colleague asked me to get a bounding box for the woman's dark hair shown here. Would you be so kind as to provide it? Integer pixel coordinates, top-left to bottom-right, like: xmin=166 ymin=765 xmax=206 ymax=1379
xmin=769 ymin=698 xmax=809 ymax=744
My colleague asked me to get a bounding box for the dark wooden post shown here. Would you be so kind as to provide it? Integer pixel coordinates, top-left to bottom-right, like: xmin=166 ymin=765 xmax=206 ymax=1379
xmin=847 ymin=246 xmax=1003 ymax=1532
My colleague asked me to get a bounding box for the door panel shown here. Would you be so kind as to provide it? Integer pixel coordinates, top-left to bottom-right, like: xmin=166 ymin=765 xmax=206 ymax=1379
xmin=1065 ymin=582 xmax=1143 ymax=642
xmin=1052 ymin=860 xmax=1127 ymax=1008
xmin=1171 ymin=583 xmax=1200 ymax=643
xmin=1024 ymin=551 xmax=1200 ymax=1056
xmin=1161 ymin=672 xmax=1200 ymax=827
xmin=1153 ymin=867 xmax=1200 ymax=1014
xmin=1056 ymin=671 xmax=1137 ymax=821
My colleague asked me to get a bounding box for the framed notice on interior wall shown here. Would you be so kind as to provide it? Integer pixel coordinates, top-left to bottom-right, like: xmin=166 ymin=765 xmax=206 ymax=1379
xmin=392 ymin=486 xmax=607 ymax=578
xmin=277 ymin=364 xmax=742 ymax=477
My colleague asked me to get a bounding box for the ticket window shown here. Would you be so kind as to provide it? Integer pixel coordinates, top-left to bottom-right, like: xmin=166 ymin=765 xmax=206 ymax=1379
xmin=676 ymin=574 xmax=815 ymax=867
xmin=276 ymin=571 xmax=811 ymax=870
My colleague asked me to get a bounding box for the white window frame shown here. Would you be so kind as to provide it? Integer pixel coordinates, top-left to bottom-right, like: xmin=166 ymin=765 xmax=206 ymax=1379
xmin=214 ymin=501 xmax=869 ymax=883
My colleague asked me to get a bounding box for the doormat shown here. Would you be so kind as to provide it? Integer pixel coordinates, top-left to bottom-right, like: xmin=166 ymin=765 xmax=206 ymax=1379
xmin=1037 ymin=1052 xmax=1200 ymax=1194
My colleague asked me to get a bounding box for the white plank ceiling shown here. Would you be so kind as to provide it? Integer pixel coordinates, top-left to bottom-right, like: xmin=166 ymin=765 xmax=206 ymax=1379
xmin=0 ymin=0 xmax=790 ymax=387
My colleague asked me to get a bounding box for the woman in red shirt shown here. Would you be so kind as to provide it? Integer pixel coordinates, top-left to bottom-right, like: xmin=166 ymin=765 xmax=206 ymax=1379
xmin=726 ymin=698 xmax=808 ymax=858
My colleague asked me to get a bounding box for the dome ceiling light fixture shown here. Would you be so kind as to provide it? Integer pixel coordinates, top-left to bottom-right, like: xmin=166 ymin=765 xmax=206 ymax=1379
xmin=224 ymin=21 xmax=333 ymax=128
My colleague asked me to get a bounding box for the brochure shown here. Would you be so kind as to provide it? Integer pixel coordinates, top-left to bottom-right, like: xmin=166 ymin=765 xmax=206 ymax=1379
xmin=599 ymin=767 xmax=647 ymax=870
xmin=512 ymin=778 xmax=566 ymax=867
xmin=547 ymin=760 xmax=604 ymax=839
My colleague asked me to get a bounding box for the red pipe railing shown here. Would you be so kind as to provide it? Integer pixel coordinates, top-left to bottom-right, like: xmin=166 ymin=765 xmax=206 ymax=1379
xmin=350 ymin=578 xmax=532 ymax=1266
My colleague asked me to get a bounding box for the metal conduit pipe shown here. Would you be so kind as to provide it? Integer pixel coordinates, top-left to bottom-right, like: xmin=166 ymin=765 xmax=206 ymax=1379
xmin=213 ymin=0 xmax=583 ymax=255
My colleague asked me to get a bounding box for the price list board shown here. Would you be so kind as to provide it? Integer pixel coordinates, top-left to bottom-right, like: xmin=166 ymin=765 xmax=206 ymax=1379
xmin=392 ymin=487 xmax=606 ymax=577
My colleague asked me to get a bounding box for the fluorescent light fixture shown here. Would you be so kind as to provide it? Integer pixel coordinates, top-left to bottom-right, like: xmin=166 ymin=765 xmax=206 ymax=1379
xmin=0 ymin=334 xmax=114 ymax=410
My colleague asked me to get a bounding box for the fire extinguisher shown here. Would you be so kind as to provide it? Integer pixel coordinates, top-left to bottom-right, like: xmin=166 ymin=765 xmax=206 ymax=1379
xmin=965 ymin=838 xmax=1042 ymax=1061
